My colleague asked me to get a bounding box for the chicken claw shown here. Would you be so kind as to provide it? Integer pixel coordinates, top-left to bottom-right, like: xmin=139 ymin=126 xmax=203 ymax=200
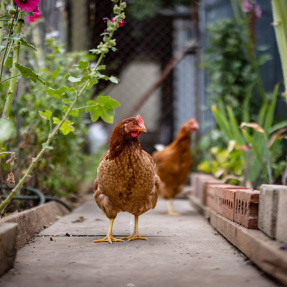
xmin=93 ymin=235 xmax=123 ymax=244
xmin=122 ymin=215 xmax=147 ymax=241
xmin=164 ymin=199 xmax=181 ymax=216
xmin=164 ymin=210 xmax=181 ymax=216
xmin=93 ymin=218 xmax=123 ymax=244
xmin=122 ymin=233 xmax=147 ymax=241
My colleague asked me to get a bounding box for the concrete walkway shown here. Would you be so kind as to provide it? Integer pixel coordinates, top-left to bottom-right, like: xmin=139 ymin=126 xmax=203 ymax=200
xmin=0 ymin=197 xmax=282 ymax=287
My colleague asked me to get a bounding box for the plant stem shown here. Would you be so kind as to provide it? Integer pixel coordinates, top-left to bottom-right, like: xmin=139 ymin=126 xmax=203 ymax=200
xmin=0 ymin=73 xmax=21 ymax=84
xmin=271 ymin=0 xmax=287 ymax=99
xmin=2 ymin=12 xmax=23 ymax=119
xmin=0 ymin=0 xmax=5 ymax=46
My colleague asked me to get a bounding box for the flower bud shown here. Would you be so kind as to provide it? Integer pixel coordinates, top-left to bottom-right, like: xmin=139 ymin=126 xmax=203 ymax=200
xmin=9 ymin=9 xmax=16 ymax=15
xmin=107 ymin=26 xmax=114 ymax=33
xmin=113 ymin=5 xmax=121 ymax=14
xmin=117 ymin=13 xmax=125 ymax=20
xmin=103 ymin=36 xmax=110 ymax=43
xmin=120 ymin=2 xmax=127 ymax=9
xmin=101 ymin=46 xmax=109 ymax=54
xmin=109 ymin=39 xmax=116 ymax=46
xmin=112 ymin=22 xmax=119 ymax=29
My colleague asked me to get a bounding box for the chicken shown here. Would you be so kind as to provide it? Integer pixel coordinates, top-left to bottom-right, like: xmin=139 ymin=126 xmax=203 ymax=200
xmin=93 ymin=115 xmax=160 ymax=243
xmin=152 ymin=119 xmax=199 ymax=215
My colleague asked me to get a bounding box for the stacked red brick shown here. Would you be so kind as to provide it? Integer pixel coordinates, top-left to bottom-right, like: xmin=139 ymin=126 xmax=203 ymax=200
xmin=191 ymin=173 xmax=260 ymax=229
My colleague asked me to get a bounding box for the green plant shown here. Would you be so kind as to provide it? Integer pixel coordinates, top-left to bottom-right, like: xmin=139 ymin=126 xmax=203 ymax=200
xmin=202 ymin=18 xmax=270 ymax=121
xmin=198 ymin=140 xmax=246 ymax=183
xmin=0 ymin=0 xmax=127 ymax=212
xmin=209 ymin=85 xmax=287 ymax=188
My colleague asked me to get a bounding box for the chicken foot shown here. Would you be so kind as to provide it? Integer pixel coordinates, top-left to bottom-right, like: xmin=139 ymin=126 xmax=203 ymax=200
xmin=94 ymin=218 xmax=123 ymax=244
xmin=122 ymin=215 xmax=147 ymax=241
xmin=165 ymin=199 xmax=181 ymax=216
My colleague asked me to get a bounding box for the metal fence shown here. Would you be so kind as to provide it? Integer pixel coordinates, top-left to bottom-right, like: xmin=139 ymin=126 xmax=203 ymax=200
xmin=66 ymin=0 xmax=199 ymax=154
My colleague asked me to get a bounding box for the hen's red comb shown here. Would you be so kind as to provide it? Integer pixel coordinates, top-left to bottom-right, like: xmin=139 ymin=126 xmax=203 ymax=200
xmin=136 ymin=114 xmax=144 ymax=125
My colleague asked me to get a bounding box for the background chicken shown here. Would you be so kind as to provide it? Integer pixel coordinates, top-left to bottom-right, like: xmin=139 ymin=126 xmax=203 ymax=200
xmin=152 ymin=118 xmax=199 ymax=215
xmin=93 ymin=115 xmax=160 ymax=244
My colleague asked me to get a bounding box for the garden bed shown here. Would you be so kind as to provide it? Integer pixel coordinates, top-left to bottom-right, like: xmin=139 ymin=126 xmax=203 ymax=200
xmin=0 ymin=201 xmax=70 ymax=276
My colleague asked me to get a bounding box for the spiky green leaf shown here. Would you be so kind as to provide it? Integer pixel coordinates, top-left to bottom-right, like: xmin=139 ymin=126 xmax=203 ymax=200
xmin=39 ymin=110 xmax=52 ymax=120
xmin=15 ymin=64 xmax=45 ymax=84
xmin=20 ymin=38 xmax=37 ymax=51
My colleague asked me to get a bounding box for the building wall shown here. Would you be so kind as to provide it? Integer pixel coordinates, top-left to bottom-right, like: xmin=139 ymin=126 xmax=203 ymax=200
xmin=71 ymin=0 xmax=88 ymax=51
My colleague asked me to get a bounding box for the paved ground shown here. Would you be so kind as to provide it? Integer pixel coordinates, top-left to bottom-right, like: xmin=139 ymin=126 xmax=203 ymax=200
xmin=0 ymin=197 xmax=282 ymax=287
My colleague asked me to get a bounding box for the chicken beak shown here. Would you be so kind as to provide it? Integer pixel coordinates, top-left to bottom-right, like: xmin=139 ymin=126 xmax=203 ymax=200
xmin=193 ymin=121 xmax=199 ymax=130
xmin=138 ymin=124 xmax=147 ymax=133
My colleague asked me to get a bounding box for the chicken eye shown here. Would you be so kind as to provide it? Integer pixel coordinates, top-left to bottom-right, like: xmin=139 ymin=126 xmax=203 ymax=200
xmin=131 ymin=122 xmax=135 ymax=126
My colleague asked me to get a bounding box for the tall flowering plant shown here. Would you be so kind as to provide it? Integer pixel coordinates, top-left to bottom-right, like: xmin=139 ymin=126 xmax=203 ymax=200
xmin=0 ymin=0 xmax=127 ymax=212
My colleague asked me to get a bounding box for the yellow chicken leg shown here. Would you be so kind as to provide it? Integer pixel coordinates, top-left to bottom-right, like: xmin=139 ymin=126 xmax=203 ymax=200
xmin=122 ymin=215 xmax=147 ymax=241
xmin=94 ymin=218 xmax=123 ymax=244
xmin=164 ymin=199 xmax=181 ymax=216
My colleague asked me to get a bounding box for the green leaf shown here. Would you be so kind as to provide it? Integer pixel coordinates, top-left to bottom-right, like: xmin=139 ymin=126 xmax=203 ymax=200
xmin=86 ymin=101 xmax=100 ymax=122
xmin=39 ymin=110 xmax=52 ymax=120
xmin=42 ymin=86 xmax=68 ymax=99
xmin=62 ymin=105 xmax=79 ymax=117
xmin=64 ymin=73 xmax=70 ymax=79
xmin=60 ymin=120 xmax=75 ymax=135
xmin=89 ymin=49 xmax=101 ymax=54
xmin=78 ymin=61 xmax=90 ymax=69
xmin=51 ymin=66 xmax=60 ymax=80
xmin=20 ymin=38 xmax=37 ymax=51
xmin=100 ymin=107 xmax=115 ymax=123
xmin=42 ymin=143 xmax=54 ymax=150
xmin=53 ymin=117 xmax=61 ymax=124
xmin=211 ymin=105 xmax=233 ymax=141
xmin=105 ymin=98 xmax=120 ymax=108
xmin=227 ymin=106 xmax=244 ymax=145
xmin=111 ymin=47 xmax=117 ymax=52
xmin=98 ymin=65 xmax=106 ymax=70
xmin=68 ymin=76 xmax=82 ymax=83
xmin=109 ymin=76 xmax=119 ymax=84
xmin=0 ymin=45 xmax=6 ymax=52
xmin=15 ymin=64 xmax=45 ymax=84
xmin=97 ymin=96 xmax=120 ymax=108
xmin=22 ymin=11 xmax=34 ymax=16
xmin=0 ymin=119 xmax=15 ymax=142
xmin=63 ymin=99 xmax=71 ymax=103
xmin=264 ymin=85 xmax=279 ymax=135
xmin=96 ymin=72 xmax=109 ymax=80
xmin=81 ymin=75 xmax=91 ymax=82
xmin=10 ymin=33 xmax=25 ymax=41
xmin=86 ymin=79 xmax=98 ymax=90
xmin=269 ymin=120 xmax=287 ymax=134
xmin=97 ymin=95 xmax=110 ymax=105
xmin=66 ymin=87 xmax=76 ymax=93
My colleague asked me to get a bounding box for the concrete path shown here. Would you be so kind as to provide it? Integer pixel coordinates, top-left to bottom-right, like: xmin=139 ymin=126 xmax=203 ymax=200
xmin=0 ymin=197 xmax=282 ymax=287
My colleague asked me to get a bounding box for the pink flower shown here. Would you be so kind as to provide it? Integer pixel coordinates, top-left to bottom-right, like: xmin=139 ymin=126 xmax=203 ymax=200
xmin=242 ymin=0 xmax=253 ymax=12
xmin=14 ymin=0 xmax=40 ymax=12
xmin=255 ymin=5 xmax=262 ymax=18
xmin=111 ymin=17 xmax=125 ymax=27
xmin=242 ymin=0 xmax=262 ymax=18
xmin=27 ymin=11 xmax=41 ymax=22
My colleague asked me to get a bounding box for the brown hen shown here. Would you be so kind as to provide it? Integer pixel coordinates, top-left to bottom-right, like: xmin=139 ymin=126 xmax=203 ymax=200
xmin=152 ymin=118 xmax=199 ymax=215
xmin=93 ymin=115 xmax=160 ymax=243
